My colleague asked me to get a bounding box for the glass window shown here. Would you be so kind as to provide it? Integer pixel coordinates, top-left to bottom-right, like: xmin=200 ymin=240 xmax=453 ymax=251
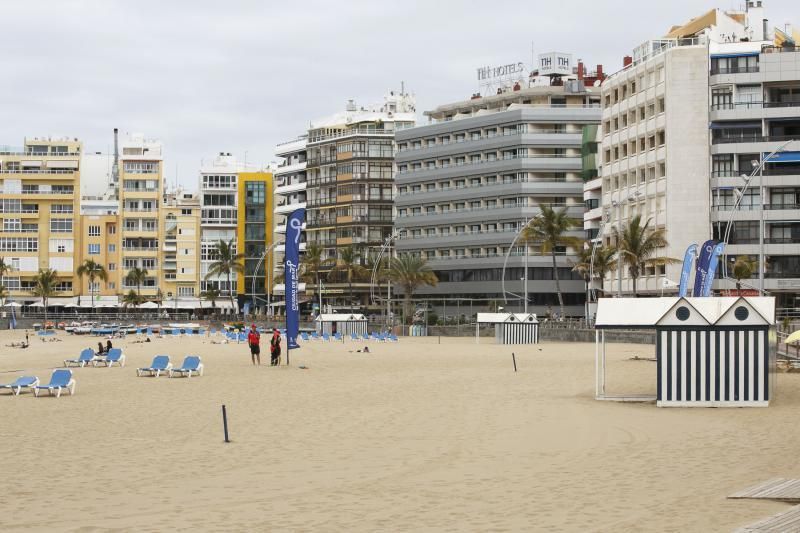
xmin=88 ymin=244 xmax=100 ymax=254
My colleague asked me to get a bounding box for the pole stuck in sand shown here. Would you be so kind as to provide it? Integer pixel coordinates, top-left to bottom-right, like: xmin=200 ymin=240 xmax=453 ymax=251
xmin=512 ymin=352 xmax=517 ymax=372
xmin=222 ymin=404 xmax=230 ymax=443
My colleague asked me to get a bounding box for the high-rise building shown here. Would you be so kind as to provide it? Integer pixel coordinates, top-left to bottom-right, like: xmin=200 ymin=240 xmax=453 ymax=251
xmin=160 ymin=189 xmax=201 ymax=305
xmin=237 ymin=171 xmax=274 ymax=313
xmin=595 ymin=3 xmax=800 ymax=305
xmin=0 ymin=137 xmax=82 ymax=300
xmin=394 ymin=60 xmax=601 ymax=317
xmin=272 ymin=136 xmax=307 ymax=306
xmin=199 ymin=153 xmax=246 ymax=303
xmin=304 ymin=90 xmax=415 ymax=311
xmin=119 ymin=134 xmax=163 ymax=298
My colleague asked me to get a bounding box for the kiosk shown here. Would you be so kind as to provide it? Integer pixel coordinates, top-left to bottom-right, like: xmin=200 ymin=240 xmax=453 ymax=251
xmin=476 ymin=313 xmax=539 ymax=345
xmin=316 ymin=314 xmax=368 ymax=336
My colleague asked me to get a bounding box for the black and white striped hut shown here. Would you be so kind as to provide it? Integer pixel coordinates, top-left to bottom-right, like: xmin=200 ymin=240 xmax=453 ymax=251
xmin=595 ymin=297 xmax=776 ymax=407
xmin=316 ymin=314 xmax=368 ymax=336
xmin=476 ymin=313 xmax=539 ymax=345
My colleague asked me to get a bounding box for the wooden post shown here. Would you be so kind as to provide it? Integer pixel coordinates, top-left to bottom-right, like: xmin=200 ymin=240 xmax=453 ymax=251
xmin=221 ymin=404 xmax=230 ymax=443
xmin=512 ymin=352 xmax=517 ymax=372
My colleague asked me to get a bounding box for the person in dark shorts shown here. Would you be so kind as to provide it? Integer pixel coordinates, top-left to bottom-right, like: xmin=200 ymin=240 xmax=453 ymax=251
xmin=247 ymin=324 xmax=261 ymax=365
xmin=270 ymin=328 xmax=281 ymax=366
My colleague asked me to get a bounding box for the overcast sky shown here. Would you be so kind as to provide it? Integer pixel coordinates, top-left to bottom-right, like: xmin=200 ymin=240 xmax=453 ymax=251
xmin=2 ymin=0 xmax=796 ymax=190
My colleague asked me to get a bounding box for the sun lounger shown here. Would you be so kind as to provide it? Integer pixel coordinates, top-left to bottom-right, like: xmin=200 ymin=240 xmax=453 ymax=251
xmin=388 ymin=334 xmax=399 ymax=342
xmin=350 ymin=332 xmax=359 ymax=341
xmin=95 ymin=348 xmax=125 ymax=368
xmin=322 ymin=333 xmax=331 ymax=341
xmin=34 ymin=369 xmax=75 ymax=397
xmin=300 ymin=332 xmax=310 ymax=342
xmin=168 ymin=356 xmax=203 ymax=378
xmin=0 ymin=376 xmax=39 ymax=395
xmin=137 ymin=355 xmax=172 ymax=377
xmin=311 ymin=332 xmax=320 ymax=340
xmin=172 ymin=329 xmax=181 ymax=338
xmin=361 ymin=333 xmax=371 ymax=341
xmin=146 ymin=327 xmax=153 ymax=336
xmin=64 ymin=348 xmax=96 ymax=367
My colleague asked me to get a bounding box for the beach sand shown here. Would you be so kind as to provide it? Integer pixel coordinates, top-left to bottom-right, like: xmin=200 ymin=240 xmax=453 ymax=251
xmin=1 ymin=330 xmax=798 ymax=532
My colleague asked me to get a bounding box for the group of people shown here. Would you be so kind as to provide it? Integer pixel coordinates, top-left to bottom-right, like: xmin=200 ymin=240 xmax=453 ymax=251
xmin=247 ymin=324 xmax=281 ymax=366
xmin=96 ymin=340 xmax=113 ymax=355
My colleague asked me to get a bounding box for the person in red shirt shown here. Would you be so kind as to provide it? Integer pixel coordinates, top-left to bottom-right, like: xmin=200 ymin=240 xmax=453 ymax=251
xmin=247 ymin=324 xmax=261 ymax=365
xmin=270 ymin=328 xmax=282 ymax=366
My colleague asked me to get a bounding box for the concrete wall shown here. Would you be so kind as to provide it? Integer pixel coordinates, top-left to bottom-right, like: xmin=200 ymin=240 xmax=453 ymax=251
xmin=539 ymin=327 xmax=655 ymax=344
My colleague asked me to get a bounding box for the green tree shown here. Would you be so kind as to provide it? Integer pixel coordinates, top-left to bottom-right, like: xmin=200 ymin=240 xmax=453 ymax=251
xmin=388 ymin=253 xmax=438 ymax=324
xmin=125 ymin=267 xmax=149 ymax=298
xmin=155 ymin=288 xmax=164 ymax=314
xmin=732 ymin=255 xmax=757 ymax=291
xmin=122 ymin=289 xmax=141 ymax=308
xmin=0 ymin=285 xmax=8 ymax=308
xmin=32 ymin=268 xmax=58 ymax=323
xmin=572 ymin=244 xmax=617 ymax=298
xmin=76 ymin=259 xmax=108 ymax=310
xmin=205 ymin=239 xmax=244 ymax=312
xmin=616 ymin=215 xmax=677 ymax=297
xmin=523 ymin=205 xmax=582 ymax=318
xmin=300 ymin=243 xmax=332 ymax=307
xmin=327 ymin=246 xmax=368 ymax=312
xmin=0 ymin=257 xmax=10 ymax=309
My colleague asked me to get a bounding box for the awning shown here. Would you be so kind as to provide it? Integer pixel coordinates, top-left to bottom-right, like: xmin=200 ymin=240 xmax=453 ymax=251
xmin=710 ymin=121 xmax=761 ymax=129
xmin=20 ymin=160 xmax=42 ymax=167
xmin=765 ymin=151 xmax=800 ymax=163
xmin=46 ymin=160 xmax=79 ymax=169
xmin=710 ymin=52 xmax=760 ymax=58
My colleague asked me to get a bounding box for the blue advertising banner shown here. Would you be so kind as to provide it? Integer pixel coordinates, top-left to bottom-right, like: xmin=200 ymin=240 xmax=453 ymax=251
xmin=701 ymin=242 xmax=725 ymax=297
xmin=678 ymin=244 xmax=697 ymax=297
xmin=284 ymin=208 xmax=305 ymax=350
xmin=693 ymin=240 xmax=717 ymax=297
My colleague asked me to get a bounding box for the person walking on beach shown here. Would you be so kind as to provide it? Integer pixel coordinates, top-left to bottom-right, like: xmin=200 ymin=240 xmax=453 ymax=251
xmin=247 ymin=324 xmax=261 ymax=365
xmin=270 ymin=328 xmax=281 ymax=366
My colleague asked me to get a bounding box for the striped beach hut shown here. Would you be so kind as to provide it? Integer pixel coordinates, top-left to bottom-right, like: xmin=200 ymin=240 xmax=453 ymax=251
xmin=316 ymin=314 xmax=368 ymax=336
xmin=595 ymin=297 xmax=776 ymax=407
xmin=476 ymin=313 xmax=539 ymax=345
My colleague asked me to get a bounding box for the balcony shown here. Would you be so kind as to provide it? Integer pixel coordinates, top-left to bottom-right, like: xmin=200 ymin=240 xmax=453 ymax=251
xmin=710 ymin=66 xmax=759 ymax=75
xmin=275 ymin=181 xmax=307 ymax=196
xmin=275 ymin=201 xmax=307 ymax=215
xmin=274 ymin=161 xmax=307 ymax=177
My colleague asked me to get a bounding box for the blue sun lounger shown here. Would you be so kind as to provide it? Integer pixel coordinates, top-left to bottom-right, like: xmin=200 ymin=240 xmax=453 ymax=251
xmin=300 ymin=332 xmax=310 ymax=342
xmin=350 ymin=332 xmax=359 ymax=341
xmin=1 ymin=376 xmax=39 ymax=395
xmin=34 ymin=369 xmax=75 ymax=397
xmin=64 ymin=348 xmax=96 ymax=368
xmin=169 ymin=356 xmax=203 ymax=378
xmin=321 ymin=333 xmax=331 ymax=341
xmin=137 ymin=355 xmax=172 ymax=377
xmin=95 ymin=348 xmax=125 ymax=368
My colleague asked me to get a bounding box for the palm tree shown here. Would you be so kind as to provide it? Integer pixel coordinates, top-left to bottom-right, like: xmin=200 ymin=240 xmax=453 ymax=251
xmin=0 ymin=256 xmax=9 ymax=280
xmin=122 ymin=289 xmax=141 ymax=308
xmin=388 ymin=254 xmax=439 ymax=324
xmin=0 ymin=285 xmax=8 ymax=308
xmin=616 ymin=215 xmax=678 ymax=297
xmin=300 ymin=243 xmax=332 ymax=307
xmin=200 ymin=288 xmax=220 ymax=310
xmin=733 ymin=255 xmax=757 ymax=291
xmin=205 ymin=239 xmax=244 ymax=312
xmin=571 ymin=244 xmax=617 ymax=298
xmin=0 ymin=257 xmax=9 ymax=310
xmin=523 ymin=205 xmax=582 ymax=318
xmin=155 ymin=288 xmax=164 ymax=315
xmin=327 ymin=246 xmax=368 ymax=311
xmin=125 ymin=267 xmax=149 ymax=297
xmin=32 ymin=268 xmax=58 ymax=323
xmin=76 ymin=259 xmax=108 ymax=310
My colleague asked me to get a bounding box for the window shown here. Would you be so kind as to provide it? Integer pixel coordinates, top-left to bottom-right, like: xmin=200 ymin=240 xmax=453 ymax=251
xmin=50 ymin=204 xmax=73 ymax=214
xmin=108 ymin=225 xmax=116 ymax=234
xmin=88 ymin=225 xmax=100 ymax=236
xmin=108 ymin=244 xmax=116 ymax=253
xmin=50 ymin=218 xmax=73 ymax=233
xmin=178 ymin=286 xmax=195 ymax=297
xmin=108 ymin=282 xmax=116 ymax=290
xmin=108 ymin=263 xmax=116 ymax=271
xmin=88 ymin=244 xmax=100 ymax=255
xmin=181 ymin=209 xmax=192 ymax=215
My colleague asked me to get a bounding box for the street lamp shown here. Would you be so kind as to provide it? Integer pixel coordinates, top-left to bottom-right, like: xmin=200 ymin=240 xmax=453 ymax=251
xmin=501 ymin=214 xmax=542 ymax=313
xmin=252 ymin=242 xmax=278 ymax=317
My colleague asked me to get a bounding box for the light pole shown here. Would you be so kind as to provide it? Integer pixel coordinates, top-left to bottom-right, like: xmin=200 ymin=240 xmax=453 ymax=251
xmin=610 ymin=190 xmax=643 ymax=297
xmin=501 ymin=215 xmax=541 ymax=312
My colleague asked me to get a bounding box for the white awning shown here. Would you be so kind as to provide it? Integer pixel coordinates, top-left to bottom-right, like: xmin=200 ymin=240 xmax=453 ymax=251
xmin=46 ymin=160 xmax=79 ymax=169
xmin=20 ymin=160 xmax=42 ymax=167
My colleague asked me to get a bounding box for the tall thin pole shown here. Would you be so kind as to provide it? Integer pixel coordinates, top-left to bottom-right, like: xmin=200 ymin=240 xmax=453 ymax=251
xmin=616 ymin=203 xmax=622 ymax=297
xmin=387 ymin=238 xmax=392 ymax=327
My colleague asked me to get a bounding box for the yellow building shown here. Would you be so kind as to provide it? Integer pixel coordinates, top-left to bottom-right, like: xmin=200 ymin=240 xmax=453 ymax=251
xmin=236 ymin=171 xmax=274 ymax=313
xmin=78 ymin=199 xmax=120 ymax=303
xmin=118 ymin=134 xmax=162 ymax=298
xmin=0 ymin=137 xmax=82 ymax=301
xmin=160 ymin=190 xmax=201 ymax=303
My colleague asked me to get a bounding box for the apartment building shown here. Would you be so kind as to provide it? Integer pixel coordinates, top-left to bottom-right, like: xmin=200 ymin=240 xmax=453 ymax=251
xmin=597 ymin=3 xmax=800 ymax=304
xmin=161 ymin=189 xmax=201 ymax=303
xmin=199 ymin=153 xmax=246 ymax=300
xmin=305 ymin=91 xmax=415 ymax=311
xmin=79 ymin=198 xmax=119 ymax=302
xmin=272 ymin=136 xmax=307 ymax=304
xmin=395 ymin=61 xmax=601 ymax=317
xmin=237 ymin=171 xmax=274 ymax=312
xmin=119 ymin=134 xmax=163 ymax=298
xmin=0 ymin=137 xmax=82 ymax=301
xmin=709 ymin=33 xmax=800 ymax=307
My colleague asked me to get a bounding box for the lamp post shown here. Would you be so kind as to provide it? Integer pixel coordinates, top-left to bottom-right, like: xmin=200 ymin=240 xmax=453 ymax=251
xmin=252 ymin=242 xmax=278 ymax=317
xmin=610 ymin=190 xmax=643 ymax=297
xmin=501 ymin=215 xmax=542 ymax=313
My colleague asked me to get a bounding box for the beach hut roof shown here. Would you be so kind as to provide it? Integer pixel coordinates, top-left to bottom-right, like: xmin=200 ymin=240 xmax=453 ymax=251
xmin=477 ymin=313 xmax=538 ymax=324
xmin=316 ymin=313 xmax=366 ymax=322
xmin=596 ymin=297 xmax=775 ymax=328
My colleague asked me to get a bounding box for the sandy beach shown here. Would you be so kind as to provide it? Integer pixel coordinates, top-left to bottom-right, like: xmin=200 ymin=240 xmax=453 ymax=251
xmin=1 ymin=329 xmax=799 ymax=532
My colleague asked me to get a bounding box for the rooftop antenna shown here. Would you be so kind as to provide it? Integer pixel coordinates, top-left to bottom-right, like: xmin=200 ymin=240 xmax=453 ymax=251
xmin=112 ymin=128 xmax=119 ymax=187
xmin=401 ymin=80 xmax=405 ymax=96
